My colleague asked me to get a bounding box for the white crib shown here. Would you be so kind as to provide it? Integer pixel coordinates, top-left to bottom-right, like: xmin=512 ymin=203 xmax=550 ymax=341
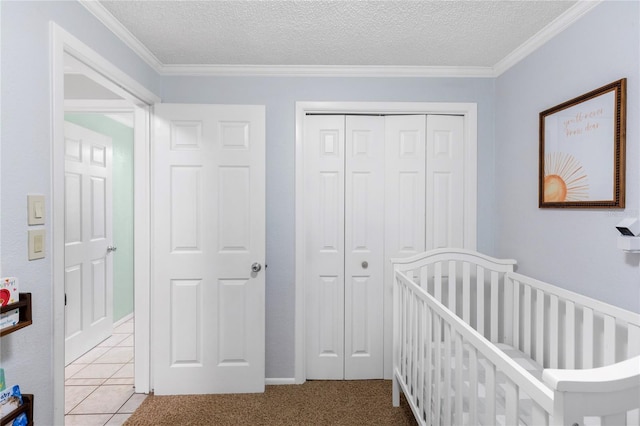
xmin=392 ymin=248 xmax=640 ymax=426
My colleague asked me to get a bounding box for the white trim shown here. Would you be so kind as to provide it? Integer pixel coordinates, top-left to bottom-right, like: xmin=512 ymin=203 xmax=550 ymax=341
xmin=294 ymin=101 xmax=478 ymax=385
xmin=265 ymin=378 xmax=297 ymax=386
xmin=64 ymin=100 xmax=136 ymax=128
xmin=64 ymin=99 xmax=137 ymax=111
xmin=113 ymin=312 xmax=134 ymax=328
xmin=78 ymin=0 xmax=595 ymax=79
xmin=493 ymin=1 xmax=601 ymax=76
xmin=78 ymin=0 xmax=163 ymax=72
xmin=158 ymin=64 xmax=495 ymax=78
xmin=51 ymin=22 xmax=157 ymax=424
xmin=56 ymin=24 xmax=160 ymax=104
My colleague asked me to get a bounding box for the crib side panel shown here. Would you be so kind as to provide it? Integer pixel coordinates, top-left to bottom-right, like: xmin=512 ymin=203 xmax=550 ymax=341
xmin=507 ymin=272 xmax=640 ymax=369
xmin=393 ymin=269 xmax=555 ymax=426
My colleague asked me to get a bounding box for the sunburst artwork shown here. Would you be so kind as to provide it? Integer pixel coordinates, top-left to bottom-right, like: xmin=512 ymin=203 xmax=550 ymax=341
xmin=543 ymin=152 xmax=589 ymax=202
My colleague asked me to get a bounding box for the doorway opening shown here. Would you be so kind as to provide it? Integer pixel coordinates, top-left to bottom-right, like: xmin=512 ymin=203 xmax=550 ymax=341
xmin=51 ymin=23 xmax=159 ymax=425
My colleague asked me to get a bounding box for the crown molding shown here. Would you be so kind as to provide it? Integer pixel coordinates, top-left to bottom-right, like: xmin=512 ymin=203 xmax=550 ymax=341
xmin=157 ymin=64 xmax=495 ymax=78
xmin=81 ymin=0 xmax=599 ymax=79
xmin=78 ymin=0 xmax=163 ymax=71
xmin=493 ymin=0 xmax=602 ymax=76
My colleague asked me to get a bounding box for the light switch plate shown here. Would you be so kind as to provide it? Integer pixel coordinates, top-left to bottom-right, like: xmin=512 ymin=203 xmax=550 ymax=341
xmin=28 ymin=229 xmax=45 ymax=260
xmin=27 ymin=195 xmax=45 ymax=225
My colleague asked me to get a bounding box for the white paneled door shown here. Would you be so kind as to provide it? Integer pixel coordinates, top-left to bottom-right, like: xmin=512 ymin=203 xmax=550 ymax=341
xmin=305 ymin=114 xmax=465 ymax=380
xmin=305 ymin=115 xmax=385 ymax=379
xmin=152 ymin=104 xmax=265 ymax=395
xmin=64 ymin=121 xmax=114 ymax=365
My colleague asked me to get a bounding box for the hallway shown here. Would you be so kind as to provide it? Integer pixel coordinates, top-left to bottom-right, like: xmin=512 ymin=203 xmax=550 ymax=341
xmin=64 ymin=317 xmax=146 ymax=425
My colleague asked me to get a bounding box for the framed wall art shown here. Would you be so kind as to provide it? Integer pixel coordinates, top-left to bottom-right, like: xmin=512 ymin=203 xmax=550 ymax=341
xmin=539 ymin=78 xmax=626 ymax=208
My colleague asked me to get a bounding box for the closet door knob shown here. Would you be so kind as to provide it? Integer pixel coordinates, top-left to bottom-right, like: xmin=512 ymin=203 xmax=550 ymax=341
xmin=251 ymin=262 xmax=262 ymax=273
xmin=107 ymin=245 xmax=117 ymax=253
xmin=361 ymin=261 xmax=368 ymax=269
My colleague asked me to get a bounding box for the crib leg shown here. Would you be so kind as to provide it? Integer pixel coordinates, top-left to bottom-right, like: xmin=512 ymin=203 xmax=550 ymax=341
xmin=393 ymin=376 xmax=400 ymax=407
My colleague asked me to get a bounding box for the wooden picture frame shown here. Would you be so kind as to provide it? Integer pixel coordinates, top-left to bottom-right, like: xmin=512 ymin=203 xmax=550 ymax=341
xmin=539 ymin=78 xmax=626 ymax=208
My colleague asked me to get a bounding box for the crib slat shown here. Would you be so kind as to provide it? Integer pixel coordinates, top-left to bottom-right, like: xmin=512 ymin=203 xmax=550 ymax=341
xmin=604 ymin=314 xmax=616 ymax=365
xmin=504 ymin=379 xmax=519 ymax=426
xmin=454 ymin=332 xmax=463 ymax=425
xmin=434 ymin=315 xmax=442 ymax=426
xmin=524 ymin=284 xmax=532 ymax=356
xmin=411 ymin=291 xmax=418 ymax=404
xmin=485 ymin=362 xmax=496 ymax=425
xmin=400 ymin=285 xmax=406 ymax=378
xmin=629 ymin=323 xmax=640 ymax=357
xmin=420 ymin=265 xmax=429 ymax=292
xmin=504 ymin=274 xmax=514 ymax=345
xmin=463 ymin=262 xmax=471 ymax=324
xmin=550 ymin=294 xmax=559 ymax=368
xmin=532 ymin=402 xmax=549 ymax=426
xmin=535 ymin=288 xmax=545 ymax=365
xmin=449 ymin=260 xmax=456 ymax=314
xmin=435 ymin=262 xmax=443 ymax=303
xmin=582 ymin=307 xmax=594 ymax=368
xmin=490 ymin=271 xmax=499 ymax=342
xmin=477 ymin=266 xmax=485 ymax=336
xmin=565 ymin=300 xmax=575 ymax=369
xmin=443 ymin=324 xmax=452 ymax=426
xmin=513 ymin=279 xmax=521 ymax=351
xmin=425 ymin=308 xmax=433 ymax=422
xmin=469 ymin=346 xmax=479 ymax=426
xmin=417 ymin=300 xmax=426 ymax=416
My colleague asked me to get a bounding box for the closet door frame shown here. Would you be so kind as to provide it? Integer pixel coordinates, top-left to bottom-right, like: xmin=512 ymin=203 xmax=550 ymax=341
xmin=294 ymin=102 xmax=478 ymax=384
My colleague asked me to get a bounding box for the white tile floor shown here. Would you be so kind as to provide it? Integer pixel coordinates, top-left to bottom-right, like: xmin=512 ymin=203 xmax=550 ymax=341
xmin=65 ymin=318 xmax=147 ymax=426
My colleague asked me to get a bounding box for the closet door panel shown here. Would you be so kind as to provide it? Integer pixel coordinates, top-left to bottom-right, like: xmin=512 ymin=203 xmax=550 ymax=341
xmin=305 ymin=115 xmax=346 ymax=379
xmin=426 ymin=115 xmax=465 ymax=249
xmin=383 ymin=115 xmax=426 ymax=378
xmin=344 ymin=116 xmax=385 ymax=379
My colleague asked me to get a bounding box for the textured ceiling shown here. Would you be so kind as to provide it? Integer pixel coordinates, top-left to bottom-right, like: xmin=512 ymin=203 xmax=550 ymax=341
xmin=99 ymin=1 xmax=576 ymax=68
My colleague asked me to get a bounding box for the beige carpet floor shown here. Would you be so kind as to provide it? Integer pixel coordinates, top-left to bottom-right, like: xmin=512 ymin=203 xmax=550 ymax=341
xmin=124 ymin=380 xmax=417 ymax=425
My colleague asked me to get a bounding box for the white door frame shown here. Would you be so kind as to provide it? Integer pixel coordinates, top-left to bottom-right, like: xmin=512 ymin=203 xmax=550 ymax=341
xmin=51 ymin=22 xmax=160 ymax=424
xmin=294 ymin=101 xmax=478 ymax=384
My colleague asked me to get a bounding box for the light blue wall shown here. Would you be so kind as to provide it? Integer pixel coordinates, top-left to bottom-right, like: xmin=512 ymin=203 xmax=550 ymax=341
xmin=1 ymin=2 xmax=159 ymax=422
xmin=160 ymin=76 xmax=497 ymax=378
xmin=495 ymin=1 xmax=640 ymax=313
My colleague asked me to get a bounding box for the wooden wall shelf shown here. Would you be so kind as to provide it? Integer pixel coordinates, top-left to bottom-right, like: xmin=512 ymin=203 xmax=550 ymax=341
xmin=0 ymin=393 xmax=33 ymax=426
xmin=0 ymin=293 xmax=32 ymax=337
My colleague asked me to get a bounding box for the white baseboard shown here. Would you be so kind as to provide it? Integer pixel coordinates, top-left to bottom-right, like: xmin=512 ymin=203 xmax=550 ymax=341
xmin=114 ymin=312 xmax=134 ymax=328
xmin=265 ymin=378 xmax=296 ymax=385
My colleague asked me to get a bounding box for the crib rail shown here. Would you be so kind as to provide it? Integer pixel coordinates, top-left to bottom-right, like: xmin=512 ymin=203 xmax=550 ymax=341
xmin=543 ymin=355 xmax=640 ymax=425
xmin=392 ymin=270 xmax=554 ymax=425
xmin=507 ymin=272 xmax=640 ymax=369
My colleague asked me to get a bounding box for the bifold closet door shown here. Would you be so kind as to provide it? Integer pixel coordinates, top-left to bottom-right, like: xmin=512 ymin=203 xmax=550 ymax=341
xmin=305 ymin=115 xmax=385 ymax=380
xmin=344 ymin=116 xmax=385 ymax=379
xmin=382 ymin=114 xmax=465 ymax=378
xmin=305 ymin=115 xmax=345 ymax=379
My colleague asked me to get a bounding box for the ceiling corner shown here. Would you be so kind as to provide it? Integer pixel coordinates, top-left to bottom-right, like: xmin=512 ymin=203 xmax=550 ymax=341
xmin=493 ymin=0 xmax=602 ymax=77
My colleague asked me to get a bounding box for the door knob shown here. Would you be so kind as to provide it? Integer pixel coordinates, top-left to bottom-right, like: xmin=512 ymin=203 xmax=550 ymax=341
xmin=251 ymin=262 xmax=262 ymax=273
xmin=361 ymin=261 xmax=368 ymax=269
xmin=107 ymin=245 xmax=117 ymax=253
